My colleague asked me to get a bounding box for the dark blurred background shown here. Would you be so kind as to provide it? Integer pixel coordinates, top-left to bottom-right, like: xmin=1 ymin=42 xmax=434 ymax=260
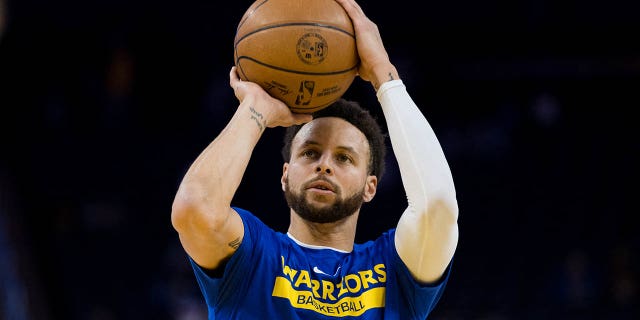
xmin=0 ymin=0 xmax=638 ymax=319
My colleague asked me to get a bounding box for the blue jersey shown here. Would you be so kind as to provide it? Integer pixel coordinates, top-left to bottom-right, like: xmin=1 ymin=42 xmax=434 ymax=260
xmin=189 ymin=207 xmax=452 ymax=319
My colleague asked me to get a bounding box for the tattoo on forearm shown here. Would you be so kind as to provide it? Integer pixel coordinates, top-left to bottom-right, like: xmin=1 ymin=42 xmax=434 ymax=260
xmin=249 ymin=106 xmax=265 ymax=131
xmin=388 ymin=72 xmax=395 ymax=81
xmin=228 ymin=237 xmax=241 ymax=249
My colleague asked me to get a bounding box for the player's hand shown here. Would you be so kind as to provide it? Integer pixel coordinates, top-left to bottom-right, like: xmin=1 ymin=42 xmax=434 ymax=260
xmin=230 ymin=67 xmax=312 ymax=128
xmin=334 ymin=0 xmax=398 ymax=90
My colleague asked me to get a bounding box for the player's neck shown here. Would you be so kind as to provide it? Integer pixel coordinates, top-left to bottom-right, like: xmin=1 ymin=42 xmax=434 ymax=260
xmin=288 ymin=211 xmax=358 ymax=252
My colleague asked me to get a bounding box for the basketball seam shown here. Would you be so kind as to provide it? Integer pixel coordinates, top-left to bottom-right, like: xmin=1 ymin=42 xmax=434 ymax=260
xmin=236 ymin=0 xmax=269 ymax=32
xmin=235 ymin=56 xmax=358 ymax=76
xmin=234 ymin=22 xmax=355 ymax=46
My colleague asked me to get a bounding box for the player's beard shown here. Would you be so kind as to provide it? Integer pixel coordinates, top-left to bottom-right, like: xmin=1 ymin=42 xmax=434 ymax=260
xmin=284 ymin=177 xmax=364 ymax=223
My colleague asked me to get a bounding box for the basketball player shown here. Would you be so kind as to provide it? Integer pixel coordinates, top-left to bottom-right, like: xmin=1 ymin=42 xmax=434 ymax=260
xmin=171 ymin=0 xmax=459 ymax=318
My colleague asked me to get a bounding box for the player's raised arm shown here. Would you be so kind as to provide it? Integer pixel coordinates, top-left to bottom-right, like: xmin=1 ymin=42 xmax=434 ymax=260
xmin=171 ymin=67 xmax=311 ymax=271
xmin=337 ymin=0 xmax=459 ymax=283
xmin=379 ymin=82 xmax=459 ymax=283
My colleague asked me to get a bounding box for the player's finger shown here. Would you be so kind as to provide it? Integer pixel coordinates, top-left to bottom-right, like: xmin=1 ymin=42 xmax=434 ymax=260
xmin=291 ymin=113 xmax=313 ymax=125
xmin=229 ymin=66 xmax=246 ymax=92
xmin=335 ymin=0 xmax=364 ymax=17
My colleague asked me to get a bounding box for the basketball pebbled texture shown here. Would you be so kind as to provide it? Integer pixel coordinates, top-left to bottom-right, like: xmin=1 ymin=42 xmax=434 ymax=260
xmin=234 ymin=0 xmax=358 ymax=113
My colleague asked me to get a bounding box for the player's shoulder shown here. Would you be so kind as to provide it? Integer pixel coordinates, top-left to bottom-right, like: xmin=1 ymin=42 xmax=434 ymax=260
xmin=232 ymin=206 xmax=265 ymax=226
xmin=231 ymin=206 xmax=280 ymax=240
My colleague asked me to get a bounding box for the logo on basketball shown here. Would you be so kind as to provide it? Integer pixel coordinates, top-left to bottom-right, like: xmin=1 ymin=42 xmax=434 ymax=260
xmin=295 ymin=80 xmax=315 ymax=106
xmin=296 ymin=33 xmax=327 ymax=65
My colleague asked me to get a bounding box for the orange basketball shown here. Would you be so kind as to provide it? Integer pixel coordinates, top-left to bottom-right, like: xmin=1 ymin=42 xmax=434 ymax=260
xmin=234 ymin=0 xmax=358 ymax=113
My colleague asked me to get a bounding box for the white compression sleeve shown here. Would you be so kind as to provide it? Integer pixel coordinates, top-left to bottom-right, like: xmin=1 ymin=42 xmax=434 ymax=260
xmin=376 ymin=80 xmax=457 ymax=216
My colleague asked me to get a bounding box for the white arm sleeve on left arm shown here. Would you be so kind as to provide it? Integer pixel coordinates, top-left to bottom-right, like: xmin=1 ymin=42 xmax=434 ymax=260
xmin=377 ymin=80 xmax=458 ymax=282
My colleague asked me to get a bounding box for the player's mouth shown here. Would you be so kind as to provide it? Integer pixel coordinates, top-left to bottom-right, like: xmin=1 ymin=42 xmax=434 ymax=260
xmin=305 ymin=179 xmax=337 ymax=194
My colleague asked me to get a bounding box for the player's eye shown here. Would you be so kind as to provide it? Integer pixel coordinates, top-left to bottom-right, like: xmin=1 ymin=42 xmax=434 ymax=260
xmin=302 ymin=149 xmax=317 ymax=158
xmin=337 ymin=154 xmax=352 ymax=163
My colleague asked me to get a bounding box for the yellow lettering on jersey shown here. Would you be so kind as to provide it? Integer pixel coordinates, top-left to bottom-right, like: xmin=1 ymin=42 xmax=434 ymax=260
xmin=374 ymin=263 xmax=386 ymax=282
xmin=358 ymin=270 xmax=378 ymax=289
xmin=294 ymin=270 xmax=312 ymax=289
xmin=344 ymin=274 xmax=361 ymax=293
xmin=336 ymin=279 xmax=349 ymax=298
xmin=281 ymin=256 xmax=298 ymax=281
xmin=272 ymin=276 xmax=386 ymax=317
xmin=322 ymin=280 xmax=336 ymax=300
xmin=311 ymin=279 xmax=321 ymax=298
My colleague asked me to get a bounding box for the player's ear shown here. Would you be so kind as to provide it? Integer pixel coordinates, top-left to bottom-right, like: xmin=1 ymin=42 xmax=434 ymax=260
xmin=281 ymin=163 xmax=289 ymax=192
xmin=363 ymin=175 xmax=377 ymax=202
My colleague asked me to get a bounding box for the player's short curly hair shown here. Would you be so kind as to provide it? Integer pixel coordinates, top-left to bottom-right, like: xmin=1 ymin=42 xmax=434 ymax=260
xmin=281 ymin=98 xmax=387 ymax=181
